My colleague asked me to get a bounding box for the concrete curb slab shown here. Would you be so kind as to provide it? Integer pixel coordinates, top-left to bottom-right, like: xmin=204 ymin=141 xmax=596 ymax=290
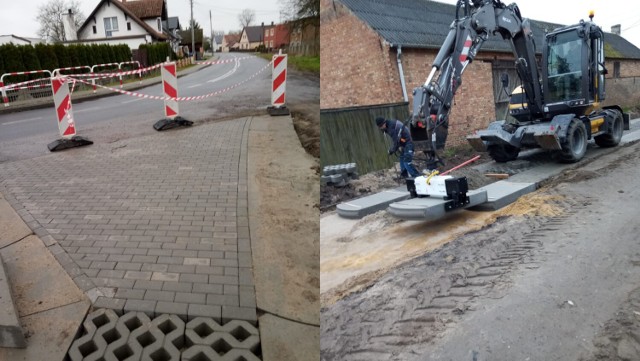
xmin=471 ymin=181 xmax=537 ymax=211
xmin=337 ymin=186 xmax=410 ymax=219
xmin=0 ymin=253 xmax=25 ymax=348
xmin=0 ymin=193 xmax=31 ymax=249
xmin=0 ymin=300 xmax=89 ymax=361
xmin=259 ymin=314 xmax=319 ymax=361
xmin=388 ymin=189 xmax=488 ymax=220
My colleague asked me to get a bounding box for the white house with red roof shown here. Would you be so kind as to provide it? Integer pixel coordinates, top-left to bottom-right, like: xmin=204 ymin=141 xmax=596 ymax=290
xmin=72 ymin=0 xmax=169 ymax=50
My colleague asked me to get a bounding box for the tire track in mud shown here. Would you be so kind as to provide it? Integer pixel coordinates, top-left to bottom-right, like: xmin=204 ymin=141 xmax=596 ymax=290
xmin=321 ymin=189 xmax=597 ymax=361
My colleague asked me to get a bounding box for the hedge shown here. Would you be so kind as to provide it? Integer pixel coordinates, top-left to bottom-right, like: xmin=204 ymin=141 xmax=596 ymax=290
xmin=138 ymin=42 xmax=175 ymax=66
xmin=0 ymin=43 xmax=132 ymax=82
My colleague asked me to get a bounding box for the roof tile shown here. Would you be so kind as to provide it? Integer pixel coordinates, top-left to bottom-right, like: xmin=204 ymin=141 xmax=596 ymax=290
xmin=340 ymin=0 xmax=640 ymax=59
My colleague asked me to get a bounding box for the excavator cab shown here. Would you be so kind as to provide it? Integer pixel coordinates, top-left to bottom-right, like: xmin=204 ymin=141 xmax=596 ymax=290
xmin=542 ymin=20 xmax=606 ymax=118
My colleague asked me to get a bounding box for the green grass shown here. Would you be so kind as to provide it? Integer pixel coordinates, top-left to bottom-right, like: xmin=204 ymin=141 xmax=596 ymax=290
xmin=256 ymin=53 xmax=319 ymax=74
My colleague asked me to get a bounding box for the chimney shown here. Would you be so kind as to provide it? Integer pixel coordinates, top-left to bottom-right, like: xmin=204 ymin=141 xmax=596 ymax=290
xmin=271 ymin=21 xmax=274 ymax=26
xmin=62 ymin=9 xmax=78 ymax=41
xmin=611 ymin=24 xmax=621 ymax=35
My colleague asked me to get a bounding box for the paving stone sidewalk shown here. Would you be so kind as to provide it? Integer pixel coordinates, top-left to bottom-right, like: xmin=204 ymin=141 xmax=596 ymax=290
xmin=0 ymin=117 xmax=256 ymax=324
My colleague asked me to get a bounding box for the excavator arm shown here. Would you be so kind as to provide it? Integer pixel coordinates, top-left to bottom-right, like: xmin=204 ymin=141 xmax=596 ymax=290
xmin=412 ymin=0 xmax=543 ymax=168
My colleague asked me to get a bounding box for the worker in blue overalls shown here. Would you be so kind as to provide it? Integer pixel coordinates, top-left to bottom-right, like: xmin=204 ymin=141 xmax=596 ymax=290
xmin=376 ymin=116 xmax=420 ymax=179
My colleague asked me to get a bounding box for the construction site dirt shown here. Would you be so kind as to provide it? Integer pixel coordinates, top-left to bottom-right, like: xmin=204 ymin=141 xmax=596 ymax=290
xmin=321 ymin=140 xmax=640 ymax=360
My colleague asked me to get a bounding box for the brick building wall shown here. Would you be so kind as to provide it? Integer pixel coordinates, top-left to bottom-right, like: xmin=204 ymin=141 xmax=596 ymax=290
xmin=608 ymin=59 xmax=640 ymax=78
xmin=320 ymin=0 xmax=402 ymax=109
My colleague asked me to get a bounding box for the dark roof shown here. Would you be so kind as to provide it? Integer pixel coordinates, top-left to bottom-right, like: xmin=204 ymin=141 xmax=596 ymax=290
xmin=339 ymin=0 xmax=640 ymax=59
xmin=163 ymin=17 xmax=181 ymax=31
xmin=78 ymin=0 xmax=167 ymax=40
xmin=243 ymin=26 xmax=264 ymax=42
xmin=122 ymin=0 xmax=167 ymax=20
xmin=604 ymin=33 xmax=640 ymax=59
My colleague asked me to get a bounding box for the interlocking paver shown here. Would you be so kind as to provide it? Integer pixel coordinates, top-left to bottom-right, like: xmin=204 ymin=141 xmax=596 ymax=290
xmin=151 ymin=272 xmax=180 ymax=282
xmin=0 ymin=119 xmax=258 ymax=327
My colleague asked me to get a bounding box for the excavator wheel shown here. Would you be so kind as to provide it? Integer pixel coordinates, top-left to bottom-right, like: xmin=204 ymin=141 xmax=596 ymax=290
xmin=594 ymin=110 xmax=623 ymax=148
xmin=487 ymin=144 xmax=520 ymax=163
xmin=559 ymin=119 xmax=587 ymax=163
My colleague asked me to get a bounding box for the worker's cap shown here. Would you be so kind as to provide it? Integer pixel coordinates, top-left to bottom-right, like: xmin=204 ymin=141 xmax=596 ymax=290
xmin=375 ymin=116 xmax=385 ymax=127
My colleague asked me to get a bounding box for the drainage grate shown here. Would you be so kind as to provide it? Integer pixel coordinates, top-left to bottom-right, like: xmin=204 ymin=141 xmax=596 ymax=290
xmin=67 ymin=309 xmax=261 ymax=361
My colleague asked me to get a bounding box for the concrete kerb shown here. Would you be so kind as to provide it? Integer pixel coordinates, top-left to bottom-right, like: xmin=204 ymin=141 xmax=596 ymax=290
xmin=0 ymin=62 xmax=212 ymax=116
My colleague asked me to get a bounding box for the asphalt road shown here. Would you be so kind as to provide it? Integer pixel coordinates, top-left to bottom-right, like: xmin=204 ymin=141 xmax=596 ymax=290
xmin=0 ymin=53 xmax=273 ymax=162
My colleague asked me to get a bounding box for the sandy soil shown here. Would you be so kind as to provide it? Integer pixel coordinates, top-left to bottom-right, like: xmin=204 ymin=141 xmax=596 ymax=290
xmin=321 ymin=141 xmax=640 ymax=360
xmin=248 ymin=115 xmax=320 ymax=325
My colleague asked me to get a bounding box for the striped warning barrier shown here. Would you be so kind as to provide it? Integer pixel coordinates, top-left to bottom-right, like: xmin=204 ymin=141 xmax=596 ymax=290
xmin=119 ymin=61 xmax=143 ymax=86
xmin=67 ymin=63 xmax=163 ymax=79
xmin=0 ymin=81 xmax=8 ymax=106
xmin=51 ymin=77 xmax=76 ymax=138
xmin=268 ymin=53 xmax=289 ymax=116
xmin=47 ymin=77 xmax=92 ymax=151
xmin=1 ymin=70 xmax=52 ymax=107
xmin=153 ymin=61 xmax=192 ymax=131
xmin=161 ymin=62 xmax=180 ymax=118
xmin=90 ymin=63 xmax=119 ymax=93
xmin=52 ymin=66 xmax=92 ymax=77
xmin=0 ymin=77 xmax=50 ymax=91
xmin=271 ymin=54 xmax=287 ymax=107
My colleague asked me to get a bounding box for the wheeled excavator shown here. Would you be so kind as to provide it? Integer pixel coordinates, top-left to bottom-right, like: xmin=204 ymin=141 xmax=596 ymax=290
xmin=411 ymin=0 xmax=628 ymax=168
xmin=405 ymin=0 xmax=629 ymax=206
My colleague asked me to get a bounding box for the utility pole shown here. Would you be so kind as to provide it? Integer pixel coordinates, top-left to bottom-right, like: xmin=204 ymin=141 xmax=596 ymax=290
xmin=190 ymin=0 xmax=195 ymax=61
xmin=210 ymin=10 xmax=214 ymax=54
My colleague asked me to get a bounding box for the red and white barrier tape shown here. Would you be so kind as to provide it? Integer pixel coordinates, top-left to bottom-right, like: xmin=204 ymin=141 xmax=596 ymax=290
xmin=68 ymin=63 xmax=163 ymax=79
xmin=194 ymin=56 xmax=254 ymax=66
xmin=66 ymin=61 xmax=271 ymax=102
xmin=1 ymin=77 xmax=51 ymax=91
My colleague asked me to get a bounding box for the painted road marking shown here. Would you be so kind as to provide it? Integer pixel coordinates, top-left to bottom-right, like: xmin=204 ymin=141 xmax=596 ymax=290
xmin=122 ymin=98 xmax=142 ymax=104
xmin=1 ymin=116 xmax=43 ymax=125
xmin=75 ymin=106 xmax=101 ymax=113
xmin=188 ymin=84 xmax=203 ymax=88
xmin=207 ymin=59 xmax=240 ymax=84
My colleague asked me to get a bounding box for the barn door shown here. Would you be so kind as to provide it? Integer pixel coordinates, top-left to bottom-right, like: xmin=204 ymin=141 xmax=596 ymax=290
xmin=492 ymin=60 xmax=520 ymax=122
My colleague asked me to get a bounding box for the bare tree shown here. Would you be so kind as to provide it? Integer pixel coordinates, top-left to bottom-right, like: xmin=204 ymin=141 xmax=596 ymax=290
xmin=238 ymin=9 xmax=256 ymax=29
xmin=36 ymin=0 xmax=85 ymax=42
xmin=281 ymin=0 xmax=319 ymax=21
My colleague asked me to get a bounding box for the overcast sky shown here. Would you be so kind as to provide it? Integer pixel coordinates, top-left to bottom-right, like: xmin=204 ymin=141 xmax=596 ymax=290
xmin=434 ymin=0 xmax=640 ymax=48
xmin=1 ymin=0 xmax=639 ymax=47
xmin=0 ymin=0 xmax=284 ymax=38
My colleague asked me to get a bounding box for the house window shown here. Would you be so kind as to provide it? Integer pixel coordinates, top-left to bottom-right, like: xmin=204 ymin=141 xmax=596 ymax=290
xmin=157 ymin=18 xmax=161 ymax=31
xmin=92 ymin=25 xmax=97 ymax=34
xmin=270 ymin=40 xmax=273 ymax=48
xmin=104 ymin=17 xmax=118 ymax=37
xmin=127 ymin=22 xmax=131 ymax=31
xmin=614 ymin=61 xmax=621 ymax=78
xmin=265 ymin=29 xmax=269 ymax=38
xmin=270 ymin=28 xmax=274 ymax=36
